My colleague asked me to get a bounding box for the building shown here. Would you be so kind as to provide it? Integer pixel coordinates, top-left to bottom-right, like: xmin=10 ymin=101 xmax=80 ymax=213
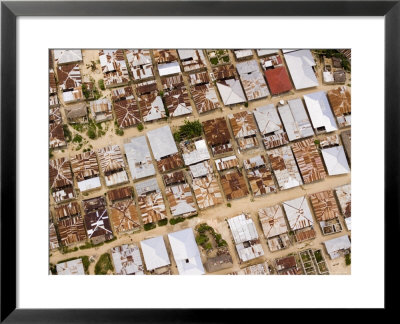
xmin=70 ymin=151 xmax=101 ymax=192
xmin=213 ymin=64 xmax=246 ymax=105
xmin=57 ymin=215 xmax=87 ymax=246
xmin=153 ymin=49 xmax=181 ymax=76
xmin=124 ymin=136 xmax=156 ymax=180
xmin=243 ymin=155 xmax=276 ymax=196
xmin=147 ymin=126 xmax=184 ymax=172
xmin=214 ymin=155 xmax=239 ymax=172
xmin=189 ymin=71 xmax=220 ymax=114
xmin=258 ymin=205 xmax=290 ymax=252
xmin=275 ymin=256 xmax=302 ymax=275
xmin=57 ymin=63 xmax=83 ymax=103
xmin=267 ymin=146 xmax=303 ymax=190
xmin=323 ymin=235 xmax=351 ymax=259
xmin=53 ymin=50 xmax=83 ymax=65
xmin=99 ymin=49 xmax=129 ymax=88
xmin=53 ymin=201 xmax=81 ymax=221
xmin=140 ymin=236 xmax=171 ymax=272
xmin=125 ymin=49 xmax=154 ymax=80
xmin=220 ymin=169 xmax=249 ymax=201
xmin=179 ymin=138 xmax=210 ymax=166
xmin=283 ymin=49 xmax=319 ymax=90
xmin=135 ymin=178 xmax=167 ymax=224
xmin=227 ymin=213 xmax=264 ymax=262
xmin=64 ymin=102 xmax=88 ymax=124
xmin=161 ymin=74 xmax=185 ymax=91
xmin=111 ymin=244 xmax=144 ymax=275
xmin=202 ymin=117 xmax=233 ymax=156
xmin=277 ymin=98 xmax=314 ymax=141
xmin=111 ymin=86 xmax=141 ymax=128
xmin=231 ymin=262 xmax=270 ymax=275
xmin=168 ymin=228 xmax=205 ymax=275
xmin=283 ymin=196 xmax=316 ymax=242
xmin=97 ymin=145 xmax=129 ymax=187
xmin=136 ymin=79 xmax=158 ymax=96
xmin=164 ymin=87 xmax=193 ymax=117
xmin=49 ymin=157 xmax=75 ymax=203
xmin=304 ymin=91 xmax=338 ymax=133
xmin=322 ymin=56 xmax=347 ymax=84
xmin=341 ymin=130 xmax=351 ymax=164
xmin=235 ymin=59 xmax=269 ymax=101
xmin=228 ymin=111 xmax=259 ymax=150
xmin=108 ymin=187 xmax=141 ymax=233
xmin=49 ymin=107 xmax=67 ymax=149
xmin=259 ymin=54 xmax=283 ymax=70
xmin=178 ymin=49 xmax=207 ymax=72
xmin=321 ymin=146 xmax=350 ymax=175
xmin=164 ymin=171 xmax=197 ymax=218
xmin=310 ymin=190 xmax=343 ymax=235
xmin=83 ymin=196 xmax=114 ymax=244
xmin=291 ymin=138 xmax=327 ymax=184
xmin=49 ymin=94 xmax=59 ymax=108
xmin=264 ymin=66 xmax=293 ymax=95
xmin=138 ymin=91 xmax=166 ymax=122
xmin=327 ymin=86 xmax=351 ymax=128
xmin=253 ymin=104 xmax=289 ymax=149
xmin=335 ymin=184 xmax=351 ymax=230
xmin=233 ymin=49 xmax=253 ymax=60
xmin=56 ymin=258 xmax=85 ymax=275
xmin=49 ymin=221 xmax=59 ymax=250
xmin=257 ymin=49 xmax=279 ymax=57
xmin=90 ymin=98 xmax=113 ymax=122
xmin=49 ymin=68 xmax=57 ymax=94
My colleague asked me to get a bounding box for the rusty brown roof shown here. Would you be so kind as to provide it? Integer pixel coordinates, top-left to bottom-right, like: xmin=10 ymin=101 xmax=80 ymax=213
xmin=220 ymin=170 xmax=249 ymax=201
xmin=53 ymin=201 xmax=81 ymax=221
xmin=228 ymin=111 xmax=257 ymax=138
xmin=109 ymin=199 xmax=140 ymax=233
xmin=163 ymin=170 xmax=185 ymax=186
xmin=309 ymin=190 xmax=341 ymax=222
xmin=71 ymin=151 xmax=100 ymax=182
xmin=202 ymin=117 xmax=232 ymax=147
xmin=212 ymin=64 xmax=237 ymax=81
xmin=153 ymin=49 xmax=178 ymax=64
xmin=82 ymin=196 xmax=106 ymax=213
xmin=49 ymin=157 xmax=73 ymax=189
xmin=107 ymin=186 xmax=133 ymax=202
xmin=58 ymin=216 xmax=87 ymax=246
xmin=49 ymin=107 xmax=66 ymax=149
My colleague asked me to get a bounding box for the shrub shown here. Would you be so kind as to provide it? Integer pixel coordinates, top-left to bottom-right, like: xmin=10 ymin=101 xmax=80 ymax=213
xmin=196 ymin=234 xmax=209 ymax=245
xmin=49 ymin=148 xmax=54 ymax=158
xmin=137 ymin=123 xmax=144 ymax=131
xmin=81 ymin=256 xmax=90 ymax=273
xmin=314 ymin=139 xmax=320 ymax=145
xmin=175 ymin=120 xmax=202 ymax=140
xmin=217 ymin=239 xmax=228 ymax=247
xmin=98 ymin=79 xmax=105 ymax=91
xmin=63 ymin=124 xmax=72 ymax=142
xmin=210 ymin=57 xmax=219 ymax=65
xmin=173 ymin=132 xmax=181 ymax=142
xmin=94 ymin=253 xmax=114 ymax=275
xmin=79 ymin=241 xmax=93 ymax=250
xmin=159 ymin=90 xmax=164 ymax=97
xmin=158 ymin=219 xmax=168 ymax=226
xmin=115 ymin=128 xmax=124 ymax=136
xmin=244 ymin=102 xmax=249 ymax=108
xmin=144 ymin=223 xmax=156 ymax=231
xmin=204 ymin=242 xmax=213 ymax=251
xmin=72 ymin=134 xmax=83 ymax=143
xmin=345 ymin=253 xmax=351 ymax=266
xmin=105 ymin=236 xmax=117 ymax=243
xmin=169 ymin=217 xmax=185 ymax=225
xmin=227 ymin=203 xmax=231 ymax=208
xmin=222 ymin=55 xmax=230 ymax=63
xmin=81 ymin=83 xmax=90 ymax=99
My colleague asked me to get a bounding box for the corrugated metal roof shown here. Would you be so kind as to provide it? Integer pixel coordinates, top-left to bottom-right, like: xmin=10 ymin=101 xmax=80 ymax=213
xmin=147 ymin=126 xmax=178 ymax=160
xmin=284 ymin=49 xmax=319 ymax=90
xmin=111 ymin=244 xmax=144 ymax=275
xmin=321 ymin=146 xmax=350 ymax=175
xmin=124 ymin=136 xmax=156 ymax=180
xmin=304 ymin=91 xmax=338 ymax=133
xmin=140 ymin=236 xmax=170 ymax=271
xmin=53 ymin=50 xmax=82 ymax=65
xmin=56 ymin=259 xmax=85 ymax=275
xmin=327 ymin=86 xmax=351 ymax=128
xmin=282 ymin=196 xmax=313 ymax=231
xmin=180 ymin=138 xmax=210 ymax=166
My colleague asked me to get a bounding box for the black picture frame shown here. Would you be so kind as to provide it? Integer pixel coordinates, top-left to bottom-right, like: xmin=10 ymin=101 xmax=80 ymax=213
xmin=1 ymin=0 xmax=396 ymax=321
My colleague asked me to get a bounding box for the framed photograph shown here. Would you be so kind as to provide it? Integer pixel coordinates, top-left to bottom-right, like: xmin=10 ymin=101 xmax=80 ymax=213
xmin=1 ymin=0 xmax=396 ymax=321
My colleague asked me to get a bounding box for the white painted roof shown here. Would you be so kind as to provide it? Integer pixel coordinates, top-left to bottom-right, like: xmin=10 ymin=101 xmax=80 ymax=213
xmin=323 ymin=235 xmax=351 ymax=259
xmin=53 ymin=50 xmax=82 ymax=64
xmin=168 ymin=228 xmax=205 ymax=275
xmin=158 ymin=62 xmax=181 ymax=76
xmin=124 ymin=136 xmax=156 ymax=180
xmin=77 ymin=177 xmax=101 ymax=192
xmin=227 ymin=214 xmax=259 ymax=244
xmin=282 ymin=196 xmax=314 ymax=231
xmin=304 ymin=91 xmax=338 ymax=133
xmin=147 ymin=126 xmax=178 ymax=160
xmin=140 ymin=236 xmax=170 ymax=271
xmin=321 ymin=146 xmax=350 ymax=175
xmin=284 ymin=49 xmax=318 ymax=90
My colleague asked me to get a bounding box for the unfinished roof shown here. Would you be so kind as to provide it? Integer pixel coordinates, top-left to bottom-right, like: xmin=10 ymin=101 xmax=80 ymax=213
xmin=110 ymin=198 xmax=141 ymax=233
xmin=135 ymin=178 xmax=166 ymax=224
xmin=57 ymin=63 xmax=82 ymax=90
xmin=220 ymin=169 xmax=249 ymax=201
xmin=53 ymin=50 xmax=83 ymax=65
xmin=90 ymin=98 xmax=113 ymax=122
xmin=124 ymin=136 xmax=156 ymax=180
xmin=178 ymin=49 xmax=206 ymax=72
xmin=99 ymin=49 xmax=129 ymax=87
xmin=216 ymin=79 xmax=246 ymax=105
xmin=49 ymin=107 xmax=67 ymax=149
xmin=258 ymin=205 xmax=289 ymax=238
xmin=202 ymin=117 xmax=233 ymax=155
xmin=70 ymin=151 xmax=101 ymax=192
xmin=278 ymin=99 xmax=314 ymax=141
xmin=140 ymin=236 xmax=171 ymax=271
xmin=49 ymin=222 xmax=59 ymax=250
xmin=253 ymin=104 xmax=289 ymax=149
xmin=179 ymin=138 xmax=210 ymax=166
xmin=341 ymin=130 xmax=351 ymax=163
xmin=49 ymin=157 xmax=75 ymax=203
xmin=192 ymin=174 xmax=223 ymax=209
xmin=97 ymin=145 xmax=129 ymax=187
xmin=168 ymin=228 xmax=205 ymax=275
xmin=265 ymin=66 xmax=293 ymax=95
xmin=56 ymin=259 xmax=85 ymax=275
xmin=125 ymin=49 xmax=154 ymax=80
xmin=190 ymin=83 xmax=220 ymax=114
xmin=107 ymin=186 xmax=133 ymax=202
xmin=335 ymin=184 xmax=351 ymax=218
xmin=227 ymin=213 xmax=264 ymax=262
xmin=236 ymin=60 xmax=269 ymax=100
xmin=304 ymin=91 xmax=338 ymax=133
xmin=323 ymin=235 xmax=351 ymax=259
xmin=164 ymin=88 xmax=193 ymax=117
xmin=111 ymin=244 xmax=144 ymax=275
xmin=310 ymin=190 xmax=341 ymax=222
xmin=291 ymin=138 xmax=327 ymax=184
xmin=284 ymin=49 xmax=319 ymax=90
xmin=139 ymin=92 xmax=166 ymax=122
xmin=321 ymin=146 xmax=350 ymax=175
xmin=327 ymin=86 xmax=351 ymax=127
xmin=282 ymin=196 xmax=314 ymax=231
xmin=244 ymin=155 xmax=276 ymax=196
xmin=58 ymin=216 xmax=87 ymax=246
xmin=228 ymin=111 xmax=257 ymax=138
xmin=267 ymin=146 xmax=303 ymax=190
xmin=84 ymin=207 xmax=114 ymax=241
xmin=53 ymin=201 xmax=81 ymax=221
